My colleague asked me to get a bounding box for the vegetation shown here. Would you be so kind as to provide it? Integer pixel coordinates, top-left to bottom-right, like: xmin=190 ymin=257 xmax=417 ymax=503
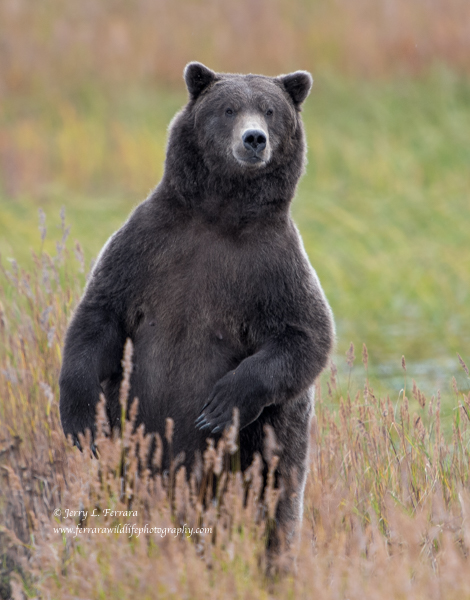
xmin=1 ymin=0 xmax=469 ymax=597
xmin=1 ymin=242 xmax=470 ymax=598
xmin=1 ymin=70 xmax=469 ymax=379
xmin=2 ymin=0 xmax=470 ymax=90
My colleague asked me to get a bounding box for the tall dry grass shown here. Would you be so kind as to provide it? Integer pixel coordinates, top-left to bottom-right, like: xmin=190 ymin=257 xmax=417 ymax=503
xmin=1 ymin=0 xmax=469 ymax=99
xmin=1 ymin=218 xmax=470 ymax=598
xmin=2 ymin=0 xmax=469 ymax=206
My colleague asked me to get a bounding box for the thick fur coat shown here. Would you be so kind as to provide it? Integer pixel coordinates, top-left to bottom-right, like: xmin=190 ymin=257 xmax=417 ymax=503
xmin=59 ymin=62 xmax=335 ymax=543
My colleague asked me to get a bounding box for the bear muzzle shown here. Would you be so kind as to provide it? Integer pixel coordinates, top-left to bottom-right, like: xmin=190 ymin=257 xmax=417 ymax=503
xmin=232 ymin=114 xmax=271 ymax=167
xmin=242 ymin=129 xmax=267 ymax=154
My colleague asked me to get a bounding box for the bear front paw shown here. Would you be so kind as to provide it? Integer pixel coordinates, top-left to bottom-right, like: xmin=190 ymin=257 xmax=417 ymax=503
xmin=195 ymin=370 xmax=265 ymax=434
xmin=61 ymin=409 xmax=99 ymax=458
xmin=69 ymin=433 xmax=99 ymax=458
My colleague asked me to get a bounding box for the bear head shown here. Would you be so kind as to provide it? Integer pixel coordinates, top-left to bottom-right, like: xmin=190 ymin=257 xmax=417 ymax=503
xmin=162 ymin=62 xmax=313 ymax=216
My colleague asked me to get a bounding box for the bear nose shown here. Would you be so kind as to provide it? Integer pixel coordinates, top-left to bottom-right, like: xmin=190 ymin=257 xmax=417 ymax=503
xmin=242 ymin=129 xmax=267 ymax=153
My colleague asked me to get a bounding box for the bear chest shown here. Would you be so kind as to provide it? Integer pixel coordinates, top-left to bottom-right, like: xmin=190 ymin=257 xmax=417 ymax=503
xmin=133 ymin=229 xmax=292 ymax=351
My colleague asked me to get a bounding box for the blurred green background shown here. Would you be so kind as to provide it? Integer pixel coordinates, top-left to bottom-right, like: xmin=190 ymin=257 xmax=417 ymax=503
xmin=0 ymin=0 xmax=469 ymax=398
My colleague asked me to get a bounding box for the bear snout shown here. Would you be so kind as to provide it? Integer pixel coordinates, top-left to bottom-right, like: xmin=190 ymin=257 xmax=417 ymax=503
xmin=242 ymin=129 xmax=267 ymax=154
xmin=232 ymin=115 xmax=271 ymax=167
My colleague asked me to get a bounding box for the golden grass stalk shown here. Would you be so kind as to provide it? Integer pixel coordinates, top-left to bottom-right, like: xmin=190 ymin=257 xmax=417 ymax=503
xmin=1 ymin=222 xmax=470 ymax=598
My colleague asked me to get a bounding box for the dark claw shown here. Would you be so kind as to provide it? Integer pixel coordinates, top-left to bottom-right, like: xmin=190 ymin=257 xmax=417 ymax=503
xmin=211 ymin=425 xmax=222 ymax=435
xmin=91 ymin=443 xmax=99 ymax=459
xmin=73 ymin=436 xmax=83 ymax=452
xmin=195 ymin=414 xmax=206 ymax=426
xmin=199 ymin=422 xmax=212 ymax=431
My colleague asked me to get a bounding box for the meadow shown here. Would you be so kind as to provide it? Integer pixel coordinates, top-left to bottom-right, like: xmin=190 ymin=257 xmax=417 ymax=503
xmin=1 ymin=68 xmax=469 ymax=389
xmin=1 ymin=243 xmax=470 ymax=598
xmin=1 ymin=0 xmax=470 ymax=596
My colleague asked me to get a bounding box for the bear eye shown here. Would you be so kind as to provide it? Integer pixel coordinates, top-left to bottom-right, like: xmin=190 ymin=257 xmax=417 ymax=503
xmin=225 ymin=108 xmax=234 ymax=116
xmin=266 ymin=109 xmax=274 ymax=117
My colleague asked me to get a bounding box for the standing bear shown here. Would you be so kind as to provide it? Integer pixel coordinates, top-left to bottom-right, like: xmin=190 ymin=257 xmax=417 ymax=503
xmin=59 ymin=62 xmax=335 ymax=545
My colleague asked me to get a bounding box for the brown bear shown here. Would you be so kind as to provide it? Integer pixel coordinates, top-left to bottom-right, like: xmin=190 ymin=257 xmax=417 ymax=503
xmin=59 ymin=62 xmax=335 ymax=549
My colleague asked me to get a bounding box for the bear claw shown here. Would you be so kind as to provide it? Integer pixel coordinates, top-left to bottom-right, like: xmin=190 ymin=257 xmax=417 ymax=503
xmin=71 ymin=435 xmax=98 ymax=458
xmin=73 ymin=435 xmax=83 ymax=452
xmin=195 ymin=413 xmax=206 ymax=425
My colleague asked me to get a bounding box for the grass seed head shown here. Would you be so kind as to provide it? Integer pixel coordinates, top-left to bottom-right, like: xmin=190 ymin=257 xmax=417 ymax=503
xmin=346 ymin=342 xmax=355 ymax=368
xmin=362 ymin=343 xmax=369 ymax=369
xmin=457 ymin=353 xmax=469 ymax=377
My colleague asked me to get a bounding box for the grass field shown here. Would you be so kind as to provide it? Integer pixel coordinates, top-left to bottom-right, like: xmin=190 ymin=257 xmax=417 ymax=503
xmin=1 ymin=67 xmax=469 ymax=390
xmin=1 ymin=14 xmax=470 ymax=593
xmin=1 ymin=241 xmax=470 ymax=598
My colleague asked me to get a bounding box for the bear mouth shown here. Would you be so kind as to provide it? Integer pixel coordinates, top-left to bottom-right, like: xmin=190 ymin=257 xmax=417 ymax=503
xmin=233 ymin=153 xmax=268 ymax=168
xmin=242 ymin=155 xmax=266 ymax=165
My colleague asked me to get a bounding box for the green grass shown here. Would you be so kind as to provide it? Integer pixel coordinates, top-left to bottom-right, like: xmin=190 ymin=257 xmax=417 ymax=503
xmin=1 ymin=68 xmax=469 ymax=399
xmin=296 ymin=69 xmax=470 ymax=362
xmin=1 ymin=68 xmax=470 ymax=599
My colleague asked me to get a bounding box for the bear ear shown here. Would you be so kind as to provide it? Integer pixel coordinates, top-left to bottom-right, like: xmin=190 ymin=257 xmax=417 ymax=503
xmin=184 ymin=62 xmax=217 ymax=100
xmin=279 ymin=71 xmax=313 ymax=108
